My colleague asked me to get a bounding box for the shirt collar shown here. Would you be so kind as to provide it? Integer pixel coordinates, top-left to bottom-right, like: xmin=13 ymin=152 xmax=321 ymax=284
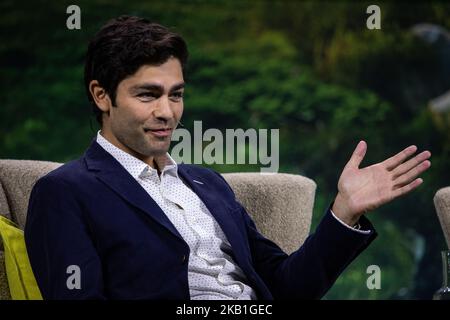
xmin=96 ymin=130 xmax=178 ymax=180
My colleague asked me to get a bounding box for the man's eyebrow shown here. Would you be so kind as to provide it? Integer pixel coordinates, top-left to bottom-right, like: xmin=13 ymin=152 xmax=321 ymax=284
xmin=170 ymin=82 xmax=185 ymax=91
xmin=129 ymin=82 xmax=185 ymax=93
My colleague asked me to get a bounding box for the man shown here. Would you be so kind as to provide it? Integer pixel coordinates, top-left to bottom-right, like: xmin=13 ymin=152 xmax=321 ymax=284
xmin=24 ymin=15 xmax=431 ymax=300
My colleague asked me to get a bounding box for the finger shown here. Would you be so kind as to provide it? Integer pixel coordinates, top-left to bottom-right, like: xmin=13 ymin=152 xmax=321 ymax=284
xmin=393 ymin=160 xmax=431 ymax=188
xmin=391 ymin=150 xmax=431 ymax=179
xmin=345 ymin=140 xmax=367 ymax=170
xmin=383 ymin=145 xmax=417 ymax=171
xmin=392 ymin=178 xmax=423 ymax=198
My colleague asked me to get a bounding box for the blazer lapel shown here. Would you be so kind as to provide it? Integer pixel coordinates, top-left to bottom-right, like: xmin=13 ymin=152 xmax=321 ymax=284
xmin=178 ymin=166 xmax=251 ymax=268
xmin=83 ymin=139 xmax=184 ymax=243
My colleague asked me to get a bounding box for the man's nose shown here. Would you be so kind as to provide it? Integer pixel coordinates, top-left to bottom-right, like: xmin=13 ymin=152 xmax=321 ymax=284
xmin=154 ymin=95 xmax=174 ymax=121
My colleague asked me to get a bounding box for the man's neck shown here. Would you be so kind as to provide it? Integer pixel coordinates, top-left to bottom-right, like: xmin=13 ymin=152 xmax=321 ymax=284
xmin=99 ymin=129 xmax=156 ymax=169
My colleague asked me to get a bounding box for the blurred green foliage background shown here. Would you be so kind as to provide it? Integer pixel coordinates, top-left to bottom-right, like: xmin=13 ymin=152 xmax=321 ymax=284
xmin=1 ymin=0 xmax=449 ymax=299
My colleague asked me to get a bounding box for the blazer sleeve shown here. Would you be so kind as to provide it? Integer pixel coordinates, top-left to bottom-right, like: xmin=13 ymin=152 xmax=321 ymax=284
xmin=211 ymin=170 xmax=377 ymax=299
xmin=242 ymin=204 xmax=377 ymax=299
xmin=24 ymin=175 xmax=105 ymax=300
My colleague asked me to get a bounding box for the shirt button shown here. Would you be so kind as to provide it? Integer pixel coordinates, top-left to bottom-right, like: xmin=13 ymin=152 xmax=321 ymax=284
xmin=181 ymin=255 xmax=187 ymax=264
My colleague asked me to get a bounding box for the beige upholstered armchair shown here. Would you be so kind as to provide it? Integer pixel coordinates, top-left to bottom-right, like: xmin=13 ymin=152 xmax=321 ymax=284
xmin=0 ymin=159 xmax=317 ymax=300
xmin=435 ymin=187 xmax=450 ymax=248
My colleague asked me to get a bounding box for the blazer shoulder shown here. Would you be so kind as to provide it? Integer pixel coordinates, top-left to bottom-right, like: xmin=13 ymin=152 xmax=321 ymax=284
xmin=34 ymin=157 xmax=89 ymax=190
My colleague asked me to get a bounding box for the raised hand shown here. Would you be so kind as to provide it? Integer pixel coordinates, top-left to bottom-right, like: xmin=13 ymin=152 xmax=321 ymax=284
xmin=331 ymin=141 xmax=431 ymax=226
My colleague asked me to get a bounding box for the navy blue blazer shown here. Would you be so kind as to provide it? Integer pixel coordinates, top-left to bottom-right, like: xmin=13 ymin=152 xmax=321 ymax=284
xmin=24 ymin=139 xmax=377 ymax=300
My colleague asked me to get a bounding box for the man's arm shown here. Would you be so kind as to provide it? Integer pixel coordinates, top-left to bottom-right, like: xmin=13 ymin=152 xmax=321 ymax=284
xmin=240 ymin=202 xmax=376 ymax=299
xmin=214 ymin=141 xmax=430 ymax=299
xmin=211 ymin=170 xmax=376 ymax=299
xmin=25 ymin=175 xmax=105 ymax=299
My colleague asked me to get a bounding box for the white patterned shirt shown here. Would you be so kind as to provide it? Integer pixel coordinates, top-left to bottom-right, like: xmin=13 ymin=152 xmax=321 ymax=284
xmin=96 ymin=131 xmax=257 ymax=300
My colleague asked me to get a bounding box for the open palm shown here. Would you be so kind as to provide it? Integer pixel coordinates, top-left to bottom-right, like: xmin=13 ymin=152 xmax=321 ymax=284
xmin=332 ymin=141 xmax=431 ymax=224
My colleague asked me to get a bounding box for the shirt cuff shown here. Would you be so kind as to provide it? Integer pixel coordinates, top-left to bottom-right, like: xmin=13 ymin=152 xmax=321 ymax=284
xmin=330 ymin=209 xmax=372 ymax=235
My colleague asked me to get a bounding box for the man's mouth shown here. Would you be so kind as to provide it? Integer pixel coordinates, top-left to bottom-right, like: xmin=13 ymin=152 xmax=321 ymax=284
xmin=143 ymin=127 xmax=173 ymax=138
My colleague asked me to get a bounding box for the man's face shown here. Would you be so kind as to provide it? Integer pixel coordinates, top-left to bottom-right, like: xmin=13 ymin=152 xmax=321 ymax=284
xmin=103 ymin=57 xmax=184 ymax=163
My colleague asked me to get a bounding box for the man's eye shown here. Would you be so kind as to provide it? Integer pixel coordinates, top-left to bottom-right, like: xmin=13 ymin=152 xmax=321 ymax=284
xmin=137 ymin=93 xmax=157 ymax=99
xmin=171 ymin=92 xmax=184 ymax=99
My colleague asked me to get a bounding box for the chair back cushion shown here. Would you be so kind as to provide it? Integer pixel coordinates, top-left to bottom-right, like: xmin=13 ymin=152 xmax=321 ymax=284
xmin=223 ymin=172 xmax=316 ymax=254
xmin=435 ymin=187 xmax=450 ymax=248
xmin=0 ymin=160 xmax=62 ymax=229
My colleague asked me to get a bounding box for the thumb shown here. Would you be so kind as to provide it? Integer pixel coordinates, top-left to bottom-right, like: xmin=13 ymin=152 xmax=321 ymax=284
xmin=345 ymin=140 xmax=367 ymax=170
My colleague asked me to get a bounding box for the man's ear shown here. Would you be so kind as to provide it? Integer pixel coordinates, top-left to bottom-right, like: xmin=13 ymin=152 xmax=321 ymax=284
xmin=89 ymin=80 xmax=113 ymax=113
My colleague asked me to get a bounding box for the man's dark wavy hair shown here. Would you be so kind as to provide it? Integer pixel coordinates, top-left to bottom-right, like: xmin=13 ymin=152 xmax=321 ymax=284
xmin=84 ymin=15 xmax=189 ymax=125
